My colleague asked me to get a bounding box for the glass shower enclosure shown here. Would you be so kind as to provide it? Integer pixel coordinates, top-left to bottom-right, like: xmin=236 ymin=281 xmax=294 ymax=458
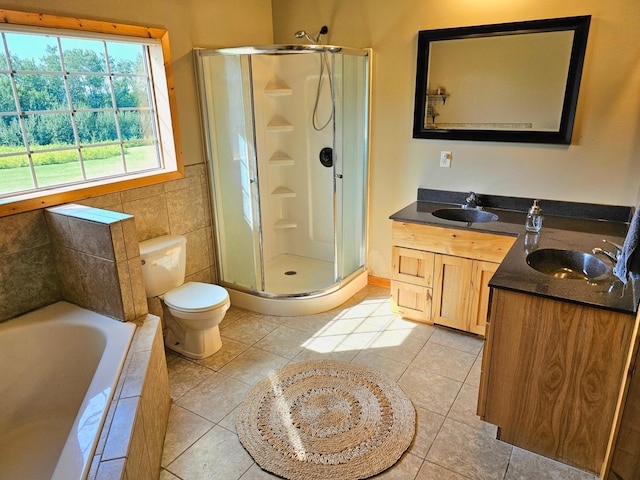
xmin=194 ymin=45 xmax=370 ymax=315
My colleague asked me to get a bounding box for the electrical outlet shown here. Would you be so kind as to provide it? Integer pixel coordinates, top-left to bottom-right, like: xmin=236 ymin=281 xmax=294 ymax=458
xmin=440 ymin=151 xmax=452 ymax=168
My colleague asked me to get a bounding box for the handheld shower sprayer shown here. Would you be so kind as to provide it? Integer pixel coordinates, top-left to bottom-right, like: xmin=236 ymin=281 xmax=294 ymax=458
xmin=293 ymin=25 xmax=333 ymax=131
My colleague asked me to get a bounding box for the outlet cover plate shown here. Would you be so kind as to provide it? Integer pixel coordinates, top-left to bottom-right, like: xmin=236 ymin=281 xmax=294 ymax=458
xmin=440 ymin=151 xmax=451 ymax=168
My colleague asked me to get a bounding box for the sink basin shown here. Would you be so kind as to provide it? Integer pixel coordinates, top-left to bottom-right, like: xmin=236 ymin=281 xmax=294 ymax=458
xmin=431 ymin=208 xmax=499 ymax=223
xmin=526 ymin=248 xmax=609 ymax=280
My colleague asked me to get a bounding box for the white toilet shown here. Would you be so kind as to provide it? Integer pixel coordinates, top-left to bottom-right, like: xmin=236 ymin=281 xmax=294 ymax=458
xmin=139 ymin=234 xmax=230 ymax=359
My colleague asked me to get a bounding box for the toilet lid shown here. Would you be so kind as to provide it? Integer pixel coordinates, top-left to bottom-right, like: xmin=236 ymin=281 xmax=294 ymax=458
xmin=164 ymin=282 xmax=229 ymax=313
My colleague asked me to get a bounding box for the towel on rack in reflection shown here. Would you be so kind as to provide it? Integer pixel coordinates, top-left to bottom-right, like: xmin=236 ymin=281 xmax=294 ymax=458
xmin=614 ymin=204 xmax=640 ymax=284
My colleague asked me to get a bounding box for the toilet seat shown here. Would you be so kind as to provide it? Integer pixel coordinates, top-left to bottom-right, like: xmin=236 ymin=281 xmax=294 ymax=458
xmin=164 ymin=282 xmax=229 ymax=313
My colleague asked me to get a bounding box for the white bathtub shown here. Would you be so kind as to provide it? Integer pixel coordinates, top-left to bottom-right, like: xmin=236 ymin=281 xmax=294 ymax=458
xmin=0 ymin=301 xmax=135 ymax=480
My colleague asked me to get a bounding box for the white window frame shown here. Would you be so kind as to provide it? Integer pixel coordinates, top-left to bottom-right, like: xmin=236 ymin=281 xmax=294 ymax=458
xmin=0 ymin=9 xmax=184 ymax=217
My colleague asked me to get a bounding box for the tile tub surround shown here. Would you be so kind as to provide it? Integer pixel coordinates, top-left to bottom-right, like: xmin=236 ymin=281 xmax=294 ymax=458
xmin=46 ymin=204 xmax=148 ymax=321
xmin=89 ymin=314 xmax=171 ymax=480
xmin=0 ymin=209 xmax=60 ymax=321
xmin=0 ymin=163 xmax=215 ymax=322
xmin=159 ymin=285 xmax=597 ymax=480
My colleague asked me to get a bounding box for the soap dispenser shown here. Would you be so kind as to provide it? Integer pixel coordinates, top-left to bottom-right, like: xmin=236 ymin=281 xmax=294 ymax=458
xmin=525 ymin=199 xmax=543 ymax=233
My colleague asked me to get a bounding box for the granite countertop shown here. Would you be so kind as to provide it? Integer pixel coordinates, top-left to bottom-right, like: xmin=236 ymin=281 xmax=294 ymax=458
xmin=390 ymin=190 xmax=638 ymax=315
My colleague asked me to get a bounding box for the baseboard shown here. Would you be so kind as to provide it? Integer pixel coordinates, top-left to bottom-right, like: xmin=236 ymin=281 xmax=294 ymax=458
xmin=368 ymin=275 xmax=390 ymax=288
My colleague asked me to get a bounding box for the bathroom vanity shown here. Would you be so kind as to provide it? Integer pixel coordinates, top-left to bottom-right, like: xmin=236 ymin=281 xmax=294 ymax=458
xmin=390 ymin=189 xmax=640 ymax=477
xmin=390 ymin=221 xmax=515 ymax=335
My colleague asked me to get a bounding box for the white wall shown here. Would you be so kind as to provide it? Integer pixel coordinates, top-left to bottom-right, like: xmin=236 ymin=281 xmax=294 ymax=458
xmin=271 ymin=0 xmax=640 ymax=278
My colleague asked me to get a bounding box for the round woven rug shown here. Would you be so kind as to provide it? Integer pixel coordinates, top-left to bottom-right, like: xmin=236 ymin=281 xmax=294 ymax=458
xmin=236 ymin=360 xmax=416 ymax=480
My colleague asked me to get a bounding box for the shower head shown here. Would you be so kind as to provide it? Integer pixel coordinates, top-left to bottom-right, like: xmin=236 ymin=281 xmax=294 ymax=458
xmin=294 ymin=30 xmax=317 ymax=44
xmin=294 ymin=26 xmax=329 ymax=44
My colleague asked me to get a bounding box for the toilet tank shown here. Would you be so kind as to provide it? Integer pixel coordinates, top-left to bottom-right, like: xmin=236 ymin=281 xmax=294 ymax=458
xmin=139 ymin=235 xmax=187 ymax=298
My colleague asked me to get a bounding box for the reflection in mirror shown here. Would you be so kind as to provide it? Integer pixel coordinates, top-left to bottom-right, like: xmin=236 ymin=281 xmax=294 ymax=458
xmin=413 ymin=16 xmax=591 ymax=144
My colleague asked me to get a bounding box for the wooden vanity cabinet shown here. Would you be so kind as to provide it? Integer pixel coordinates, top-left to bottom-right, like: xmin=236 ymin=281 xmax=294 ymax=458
xmin=478 ymin=288 xmax=636 ymax=474
xmin=390 ymin=246 xmax=434 ymax=322
xmin=390 ymin=221 xmax=515 ymax=334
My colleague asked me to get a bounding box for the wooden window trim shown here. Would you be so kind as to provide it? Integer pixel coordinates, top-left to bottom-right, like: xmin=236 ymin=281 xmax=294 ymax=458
xmin=0 ymin=8 xmax=184 ymax=217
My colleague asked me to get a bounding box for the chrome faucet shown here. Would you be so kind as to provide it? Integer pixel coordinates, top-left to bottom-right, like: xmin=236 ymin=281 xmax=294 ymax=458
xmin=592 ymin=239 xmax=622 ymax=266
xmin=462 ymin=191 xmax=481 ymax=209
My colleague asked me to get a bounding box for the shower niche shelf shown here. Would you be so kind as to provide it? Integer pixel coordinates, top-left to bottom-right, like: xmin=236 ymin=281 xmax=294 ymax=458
xmin=268 ymin=152 xmax=295 ymax=166
xmin=271 ymin=186 xmax=296 ymax=198
xmin=273 ymin=219 xmax=298 ymax=230
xmin=265 ymin=81 xmax=292 ymax=96
xmin=267 ymin=115 xmax=293 ymax=132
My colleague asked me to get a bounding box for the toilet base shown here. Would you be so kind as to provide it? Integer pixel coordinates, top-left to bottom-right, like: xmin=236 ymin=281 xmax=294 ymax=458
xmin=164 ymin=324 xmax=222 ymax=359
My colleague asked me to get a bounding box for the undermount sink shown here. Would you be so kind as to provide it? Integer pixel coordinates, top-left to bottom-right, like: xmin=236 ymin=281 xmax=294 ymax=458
xmin=526 ymin=248 xmax=609 ymax=281
xmin=431 ymin=208 xmax=499 ymax=223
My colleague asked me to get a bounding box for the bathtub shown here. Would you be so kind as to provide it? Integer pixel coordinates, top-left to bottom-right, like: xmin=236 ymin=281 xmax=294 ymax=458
xmin=0 ymin=301 xmax=135 ymax=480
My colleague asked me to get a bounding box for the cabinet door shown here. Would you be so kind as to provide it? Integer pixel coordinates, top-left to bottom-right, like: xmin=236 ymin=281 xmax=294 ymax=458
xmin=604 ymin=331 xmax=640 ymax=479
xmin=484 ymin=289 xmax=635 ymax=474
xmin=468 ymin=261 xmax=499 ymax=337
xmin=390 ymin=280 xmax=432 ymax=322
xmin=392 ymin=246 xmax=434 ymax=287
xmin=432 ymin=254 xmax=472 ymax=331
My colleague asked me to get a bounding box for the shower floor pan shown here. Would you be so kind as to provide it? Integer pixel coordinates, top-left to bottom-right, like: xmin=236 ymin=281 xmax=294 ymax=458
xmin=264 ymin=254 xmax=334 ymax=294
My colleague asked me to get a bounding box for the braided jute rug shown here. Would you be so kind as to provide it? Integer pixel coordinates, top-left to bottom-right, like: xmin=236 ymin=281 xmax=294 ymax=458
xmin=236 ymin=360 xmax=416 ymax=480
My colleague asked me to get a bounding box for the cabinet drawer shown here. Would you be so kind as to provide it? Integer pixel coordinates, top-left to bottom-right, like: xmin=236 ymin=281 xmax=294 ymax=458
xmin=392 ymin=221 xmax=515 ymax=263
xmin=390 ymin=280 xmax=433 ymax=323
xmin=392 ymin=246 xmax=434 ymax=287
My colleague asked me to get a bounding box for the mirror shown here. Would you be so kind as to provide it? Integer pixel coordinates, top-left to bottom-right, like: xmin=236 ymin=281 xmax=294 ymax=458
xmin=413 ymin=16 xmax=591 ymax=144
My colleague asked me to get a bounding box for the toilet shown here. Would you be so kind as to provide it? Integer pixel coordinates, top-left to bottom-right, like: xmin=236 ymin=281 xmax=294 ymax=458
xmin=139 ymin=234 xmax=230 ymax=359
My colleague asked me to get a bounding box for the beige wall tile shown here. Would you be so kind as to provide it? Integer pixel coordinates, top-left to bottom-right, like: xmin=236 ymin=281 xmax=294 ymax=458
xmin=0 ymin=209 xmax=50 ymax=255
xmin=121 ymin=218 xmax=140 ymax=260
xmin=117 ymin=260 xmax=135 ymax=321
xmin=111 ymin=223 xmax=127 ymax=263
xmin=0 ymin=247 xmax=60 ymax=321
xmin=78 ymin=192 xmax=123 ymax=210
xmin=69 ymin=217 xmax=114 ymax=259
xmin=184 ymin=227 xmax=210 ymax=276
xmin=163 ymin=172 xmax=200 ymax=193
xmin=166 ymin=185 xmax=207 ymax=234
xmin=53 ymin=246 xmax=88 ymax=306
xmin=83 ymin=254 xmax=123 ymax=319
xmin=123 ymin=194 xmax=170 ymax=242
xmin=128 ymin=257 xmax=148 ymax=318
xmin=185 ymin=268 xmax=213 ymax=284
xmin=45 ymin=212 xmax=74 ymax=248
xmin=121 ymin=183 xmax=165 ymax=203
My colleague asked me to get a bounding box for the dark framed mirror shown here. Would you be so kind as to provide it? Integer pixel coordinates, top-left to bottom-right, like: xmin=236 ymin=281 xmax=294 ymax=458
xmin=413 ymin=16 xmax=591 ymax=144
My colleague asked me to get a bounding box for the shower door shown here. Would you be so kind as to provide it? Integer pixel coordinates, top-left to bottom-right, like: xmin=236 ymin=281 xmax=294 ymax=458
xmin=196 ymin=53 xmax=263 ymax=291
xmin=333 ymin=52 xmax=369 ymax=282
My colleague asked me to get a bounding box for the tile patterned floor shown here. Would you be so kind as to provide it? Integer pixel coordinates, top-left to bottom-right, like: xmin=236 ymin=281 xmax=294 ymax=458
xmin=159 ymin=285 xmax=598 ymax=480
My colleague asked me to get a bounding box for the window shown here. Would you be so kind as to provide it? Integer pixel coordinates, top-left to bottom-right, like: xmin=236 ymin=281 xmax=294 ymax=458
xmin=0 ymin=10 xmax=183 ymax=216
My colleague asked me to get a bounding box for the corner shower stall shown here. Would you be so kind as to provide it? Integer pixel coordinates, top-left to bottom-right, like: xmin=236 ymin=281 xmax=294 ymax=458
xmin=194 ymin=44 xmax=370 ymax=315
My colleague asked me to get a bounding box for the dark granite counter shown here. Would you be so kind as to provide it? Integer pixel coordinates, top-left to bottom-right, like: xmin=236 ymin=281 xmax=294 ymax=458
xmin=390 ymin=190 xmax=638 ymax=315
